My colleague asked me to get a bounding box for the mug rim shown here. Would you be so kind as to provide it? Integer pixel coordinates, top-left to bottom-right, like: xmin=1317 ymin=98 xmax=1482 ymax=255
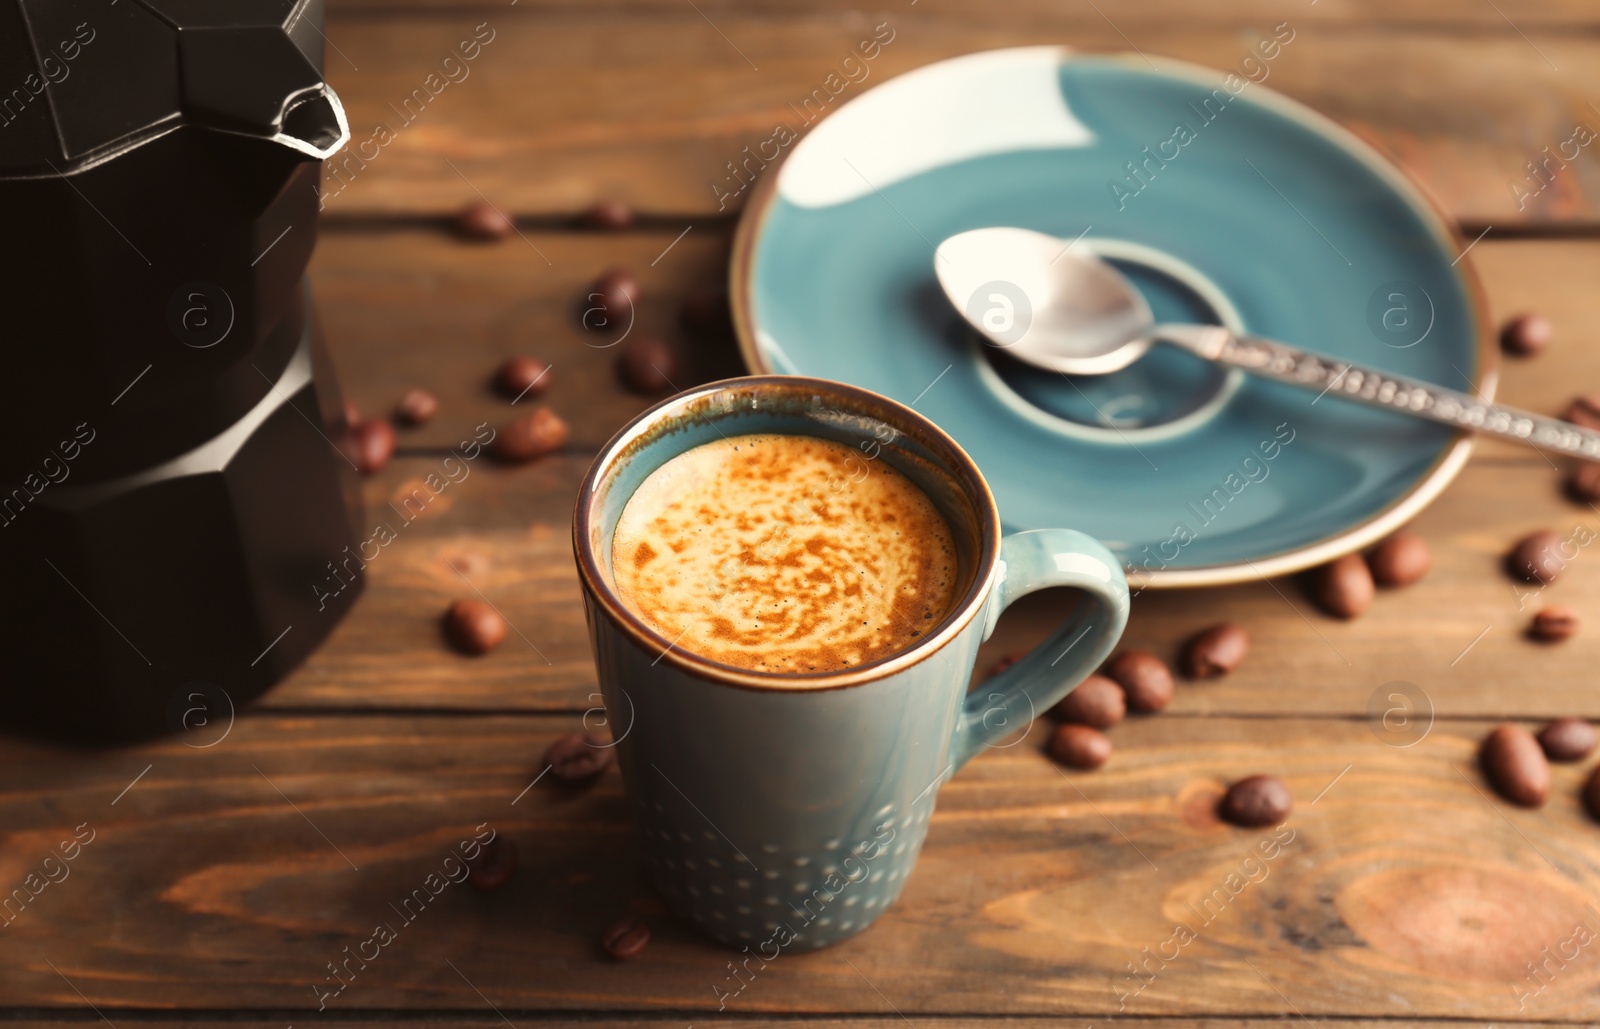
xmin=572 ymin=374 xmax=1003 ymax=692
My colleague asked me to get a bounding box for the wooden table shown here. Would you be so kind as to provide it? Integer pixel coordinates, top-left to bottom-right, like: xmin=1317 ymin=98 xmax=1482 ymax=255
xmin=8 ymin=1 xmax=1600 ymax=1024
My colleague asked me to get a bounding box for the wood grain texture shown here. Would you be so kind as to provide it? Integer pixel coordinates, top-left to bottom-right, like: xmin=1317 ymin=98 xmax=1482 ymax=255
xmin=314 ymin=12 xmax=1600 ymax=224
xmin=1467 ymin=240 xmax=1600 ymax=459
xmin=310 ymin=227 xmax=742 ymax=454
xmin=18 ymin=3 xmax=1600 ymax=1023
xmin=0 ymin=1023 xmax=1586 ymax=1029
xmin=310 ymin=229 xmax=1600 ymax=460
xmin=3 ymin=714 xmax=1598 ymax=1017
xmin=267 ymin=453 xmax=1600 ymax=718
xmin=329 ymin=0 xmax=1600 ymax=26
xmin=980 ymin=453 xmax=1600 ymax=720
xmin=3 ymin=1024 xmax=1600 ymax=1029
xmin=271 ymin=454 xmax=598 ymax=710
xmin=280 ymin=235 xmax=1600 ymax=715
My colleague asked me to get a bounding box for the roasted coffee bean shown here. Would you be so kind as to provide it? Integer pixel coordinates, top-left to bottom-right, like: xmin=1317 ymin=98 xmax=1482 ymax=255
xmin=681 ymin=285 xmax=732 ymax=333
xmin=1506 ymin=530 xmax=1566 ymax=585
xmin=580 ymin=199 xmax=634 ymax=230
xmin=444 ymin=598 xmax=507 ymax=655
xmin=1565 ymin=394 xmax=1600 ymax=430
xmin=1585 ymin=765 xmax=1600 ymax=823
xmin=601 ymin=916 xmax=651 ymax=959
xmin=1048 ymin=724 xmax=1111 ymax=769
xmin=1500 ymin=313 xmax=1553 ymax=357
xmin=1537 ymin=717 xmax=1595 ymax=762
xmin=494 ymin=356 xmax=551 ymax=400
xmin=1567 ymin=463 xmax=1600 ymax=503
xmin=582 ymin=268 xmax=638 ymax=331
xmin=1311 ymin=553 xmax=1375 ymax=619
xmin=616 ymin=335 xmax=676 ymax=394
xmin=1480 ymin=724 xmax=1550 ymax=807
xmin=1181 ymin=623 xmax=1249 ymax=677
xmin=394 ymin=388 xmax=439 ymax=426
xmin=1530 ymin=605 xmax=1579 ymax=642
xmin=1367 ymin=532 xmax=1431 ymax=587
xmin=347 ymin=419 xmax=395 ymax=475
xmin=1218 ymin=774 xmax=1292 ymax=827
xmin=544 ymin=732 xmax=616 ymax=780
xmin=1106 ymin=650 xmax=1174 ymax=713
xmin=1050 ymin=674 xmax=1126 ymax=728
xmin=466 ymin=834 xmax=517 ymax=891
xmin=492 ymin=407 xmax=569 ymax=463
xmin=455 ymin=199 xmax=514 ymax=241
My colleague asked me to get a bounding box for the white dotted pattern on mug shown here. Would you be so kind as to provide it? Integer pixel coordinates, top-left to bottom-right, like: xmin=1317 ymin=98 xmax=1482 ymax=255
xmin=634 ymin=790 xmax=936 ymax=949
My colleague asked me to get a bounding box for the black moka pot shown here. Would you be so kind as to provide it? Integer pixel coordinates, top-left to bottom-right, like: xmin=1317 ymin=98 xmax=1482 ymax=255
xmin=0 ymin=0 xmax=363 ymax=742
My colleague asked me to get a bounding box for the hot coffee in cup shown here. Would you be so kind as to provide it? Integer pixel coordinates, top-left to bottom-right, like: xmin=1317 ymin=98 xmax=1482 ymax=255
xmin=611 ymin=433 xmax=958 ymax=673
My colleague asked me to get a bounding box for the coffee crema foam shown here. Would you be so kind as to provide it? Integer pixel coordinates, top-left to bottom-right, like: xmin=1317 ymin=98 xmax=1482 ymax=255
xmin=611 ymin=433 xmax=958 ymax=674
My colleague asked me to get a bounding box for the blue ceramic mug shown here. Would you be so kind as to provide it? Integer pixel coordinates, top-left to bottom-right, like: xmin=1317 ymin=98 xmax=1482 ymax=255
xmin=573 ymin=376 xmax=1128 ymax=952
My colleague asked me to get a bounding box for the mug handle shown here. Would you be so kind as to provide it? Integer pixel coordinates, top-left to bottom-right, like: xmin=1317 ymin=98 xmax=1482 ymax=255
xmin=951 ymin=529 xmax=1130 ymax=771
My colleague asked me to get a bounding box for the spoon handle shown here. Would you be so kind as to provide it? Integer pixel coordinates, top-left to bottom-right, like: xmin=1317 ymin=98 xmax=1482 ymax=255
xmin=1159 ymin=325 xmax=1600 ymax=460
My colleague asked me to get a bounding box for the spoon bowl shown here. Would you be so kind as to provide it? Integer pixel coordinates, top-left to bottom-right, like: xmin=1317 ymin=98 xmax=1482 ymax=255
xmin=933 ymin=227 xmax=1156 ymax=374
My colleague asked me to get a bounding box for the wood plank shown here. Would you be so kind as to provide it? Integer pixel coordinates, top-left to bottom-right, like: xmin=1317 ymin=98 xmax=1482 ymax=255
xmin=309 ymin=227 xmax=742 ymax=455
xmin=329 ymin=0 xmax=1600 ymax=27
xmin=269 ymin=453 xmax=596 ymax=710
xmin=4 ymin=714 xmax=1598 ymax=1017
xmin=314 ymin=12 xmax=1600 ymax=224
xmin=981 ymin=453 xmax=1600 ymax=720
xmin=1468 ymin=239 xmax=1600 ymax=459
xmin=310 ymin=230 xmax=1600 ymax=459
xmin=0 ymin=1023 xmax=1585 ymax=1029
xmin=267 ymin=453 xmax=1600 ymax=719
xmin=285 ymin=234 xmax=1600 ymax=715
xmin=0 ymin=1022 xmax=1581 ymax=1029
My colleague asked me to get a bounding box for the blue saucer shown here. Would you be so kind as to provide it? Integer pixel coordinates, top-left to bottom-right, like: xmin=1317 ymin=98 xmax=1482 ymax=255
xmin=732 ymin=47 xmax=1492 ymax=587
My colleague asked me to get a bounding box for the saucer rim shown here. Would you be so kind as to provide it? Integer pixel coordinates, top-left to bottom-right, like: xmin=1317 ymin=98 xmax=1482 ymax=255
xmin=729 ymin=47 xmax=1495 ymax=589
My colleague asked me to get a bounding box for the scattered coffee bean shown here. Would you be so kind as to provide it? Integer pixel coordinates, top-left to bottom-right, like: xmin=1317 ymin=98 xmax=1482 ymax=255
xmin=1218 ymin=775 xmax=1292 ymax=827
xmin=1585 ymin=765 xmax=1600 ymax=823
xmin=1311 ymin=552 xmax=1375 ymax=619
xmin=1500 ymin=313 xmax=1553 ymax=357
xmin=601 ymin=916 xmax=651 ymax=959
xmin=989 ymin=650 xmax=1025 ymax=677
xmin=1050 ymin=674 xmax=1126 ymax=728
xmin=455 ymin=199 xmax=514 ymax=241
xmin=1181 ymin=623 xmax=1249 ymax=678
xmin=466 ymin=834 xmax=517 ymax=891
xmin=580 ymin=200 xmax=634 ymax=230
xmin=582 ymin=268 xmax=639 ymax=331
xmin=1480 ymin=724 xmax=1550 ymax=807
xmin=681 ymin=285 xmax=732 ymax=333
xmin=1367 ymin=532 xmax=1431 ymax=587
xmin=1530 ymin=604 xmax=1579 ymax=642
xmin=494 ymin=356 xmax=551 ymax=400
xmin=1106 ymin=650 xmax=1175 ymax=713
xmin=616 ymin=335 xmax=676 ymax=394
xmin=348 ymin=419 xmax=395 ymax=475
xmin=1567 ymin=463 xmax=1600 ymax=503
xmin=1565 ymin=394 xmax=1600 ymax=431
xmin=394 ymin=388 xmax=439 ymax=426
xmin=1048 ymin=724 xmax=1111 ymax=770
xmin=544 ymin=732 xmax=616 ymax=780
xmin=444 ymin=598 xmax=507 ymax=655
xmin=492 ymin=407 xmax=569 ymax=463
xmin=1537 ymin=717 xmax=1596 ymax=762
xmin=1506 ymin=530 xmax=1566 ymax=585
